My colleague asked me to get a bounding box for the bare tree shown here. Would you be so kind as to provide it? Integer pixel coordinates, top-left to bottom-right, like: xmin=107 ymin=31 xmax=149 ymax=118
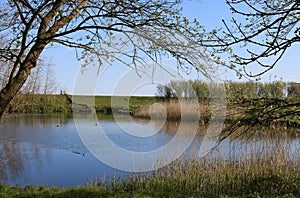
xmin=42 ymin=62 xmax=57 ymax=95
xmin=0 ymin=0 xmax=213 ymax=118
xmin=21 ymin=63 xmax=42 ymax=94
xmin=12 ymin=59 xmax=58 ymax=95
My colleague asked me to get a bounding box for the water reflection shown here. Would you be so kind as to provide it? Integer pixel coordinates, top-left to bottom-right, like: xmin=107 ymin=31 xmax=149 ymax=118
xmin=0 ymin=138 xmax=25 ymax=181
xmin=0 ymin=137 xmax=53 ymax=183
xmin=0 ymin=114 xmax=299 ymax=187
xmin=7 ymin=113 xmax=69 ymax=127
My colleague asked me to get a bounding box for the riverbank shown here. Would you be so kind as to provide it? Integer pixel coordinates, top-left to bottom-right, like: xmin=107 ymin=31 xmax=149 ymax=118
xmin=1 ymin=147 xmax=299 ymax=198
xmin=8 ymin=94 xmax=300 ymax=129
xmin=8 ymin=94 xmax=158 ymax=114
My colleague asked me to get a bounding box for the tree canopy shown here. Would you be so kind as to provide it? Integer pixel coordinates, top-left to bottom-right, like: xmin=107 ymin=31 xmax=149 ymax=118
xmin=203 ymin=0 xmax=300 ymax=78
xmin=0 ymin=0 xmax=210 ymax=118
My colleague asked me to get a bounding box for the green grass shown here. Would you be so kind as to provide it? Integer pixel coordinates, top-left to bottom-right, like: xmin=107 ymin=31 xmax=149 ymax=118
xmin=9 ymin=94 xmax=72 ymax=113
xmin=1 ymin=160 xmax=299 ymax=198
xmin=94 ymin=95 xmax=158 ymax=113
xmin=74 ymin=95 xmax=157 ymax=107
xmin=9 ymin=94 xmax=158 ymax=114
xmin=2 ymin=185 xmax=296 ymax=198
xmin=72 ymin=95 xmax=158 ymax=114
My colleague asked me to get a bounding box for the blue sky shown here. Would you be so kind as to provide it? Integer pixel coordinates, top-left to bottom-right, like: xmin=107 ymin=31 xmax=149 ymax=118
xmin=43 ymin=0 xmax=300 ymax=95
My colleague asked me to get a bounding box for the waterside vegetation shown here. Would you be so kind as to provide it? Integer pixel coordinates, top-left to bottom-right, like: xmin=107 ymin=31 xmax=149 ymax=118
xmin=1 ymin=133 xmax=299 ymax=197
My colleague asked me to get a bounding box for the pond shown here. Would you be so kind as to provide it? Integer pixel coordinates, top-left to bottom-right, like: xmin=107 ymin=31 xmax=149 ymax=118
xmin=0 ymin=114 xmax=299 ymax=187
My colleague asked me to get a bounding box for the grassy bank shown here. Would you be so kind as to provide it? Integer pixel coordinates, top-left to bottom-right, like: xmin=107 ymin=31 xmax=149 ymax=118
xmin=72 ymin=95 xmax=158 ymax=114
xmin=1 ymin=160 xmax=299 ymax=198
xmin=9 ymin=94 xmax=73 ymax=113
xmin=9 ymin=94 xmax=158 ymax=114
xmin=1 ymin=133 xmax=299 ymax=198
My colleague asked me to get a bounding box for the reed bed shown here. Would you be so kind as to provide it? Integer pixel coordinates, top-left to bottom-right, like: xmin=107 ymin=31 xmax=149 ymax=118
xmin=105 ymin=132 xmax=300 ymax=197
xmin=134 ymin=101 xmax=211 ymax=122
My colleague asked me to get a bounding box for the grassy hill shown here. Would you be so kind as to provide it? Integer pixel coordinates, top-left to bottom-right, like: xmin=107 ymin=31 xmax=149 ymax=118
xmin=9 ymin=94 xmax=159 ymax=114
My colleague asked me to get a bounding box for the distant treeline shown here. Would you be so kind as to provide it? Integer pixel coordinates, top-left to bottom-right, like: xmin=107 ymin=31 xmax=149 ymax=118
xmin=156 ymin=80 xmax=300 ymax=101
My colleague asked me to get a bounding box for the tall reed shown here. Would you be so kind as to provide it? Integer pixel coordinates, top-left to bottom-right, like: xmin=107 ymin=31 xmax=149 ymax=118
xmin=105 ymin=132 xmax=300 ymax=197
xmin=134 ymin=101 xmax=211 ymax=122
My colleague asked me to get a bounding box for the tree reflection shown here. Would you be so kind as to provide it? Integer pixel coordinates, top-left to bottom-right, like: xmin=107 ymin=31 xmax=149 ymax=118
xmin=9 ymin=114 xmax=70 ymax=128
xmin=0 ymin=137 xmax=25 ymax=181
xmin=0 ymin=114 xmax=70 ymax=184
xmin=150 ymin=119 xmax=300 ymax=160
xmin=0 ymin=136 xmax=52 ymax=184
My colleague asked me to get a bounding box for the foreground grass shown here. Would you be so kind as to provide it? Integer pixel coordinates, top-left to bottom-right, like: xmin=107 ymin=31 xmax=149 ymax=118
xmin=1 ymin=185 xmax=298 ymax=198
xmin=1 ymin=162 xmax=299 ymax=198
xmin=1 ymin=139 xmax=299 ymax=198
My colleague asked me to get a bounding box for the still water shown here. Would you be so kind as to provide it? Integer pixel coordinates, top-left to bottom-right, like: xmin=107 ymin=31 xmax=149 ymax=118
xmin=0 ymin=114 xmax=299 ymax=187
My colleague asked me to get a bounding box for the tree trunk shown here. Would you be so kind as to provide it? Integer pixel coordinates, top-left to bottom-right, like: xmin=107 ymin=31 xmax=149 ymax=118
xmin=0 ymin=43 xmax=46 ymax=118
xmin=0 ymin=65 xmax=33 ymax=117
